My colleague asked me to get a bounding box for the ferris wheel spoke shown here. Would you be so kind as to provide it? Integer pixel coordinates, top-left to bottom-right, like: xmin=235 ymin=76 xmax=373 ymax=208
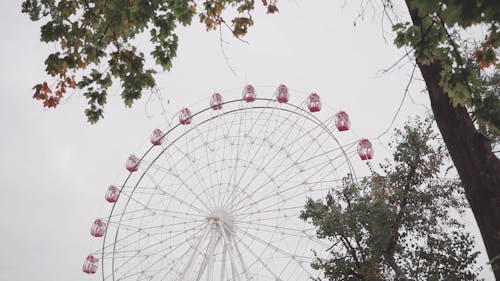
xmin=230 ymin=180 xmax=305 ymax=217
xmin=218 ymin=105 xmax=275 ymax=209
xmin=104 ymin=207 xmax=157 ymax=221
xmin=236 ymin=221 xmax=316 ymax=238
xmin=261 ymin=125 xmax=333 ymax=182
xmin=225 ymin=101 xmax=247 ymax=211
xmin=108 ymin=219 xmax=206 ymax=243
xmin=226 ymin=116 xmax=330 ymax=210
xmin=151 ymin=236 xmax=205 ymax=281
xmin=143 ymin=159 xmax=213 ymax=213
xmin=223 ymin=111 xmax=289 ymax=210
xmin=146 ymin=207 xmax=206 ymax=219
xmin=121 ymin=185 xmax=162 ymax=191
xmin=236 ymin=221 xmax=328 ymax=248
xmin=215 ymin=105 xmax=243 ymax=208
xmin=112 ymin=189 xmax=157 ymax=217
xmin=109 ymin=225 xmax=206 ymax=281
xmin=236 ymin=225 xmax=313 ymax=261
xmin=151 ymin=145 xmax=222 ymax=211
xmin=236 ymin=229 xmax=316 ymax=278
xmin=212 ymin=109 xmax=229 ymax=209
xmin=99 ymin=230 xmax=142 ymax=256
xmin=288 ymin=140 xmax=357 ymax=170
xmin=226 ymin=101 xmax=279 ymax=211
xmin=109 ymin=222 xmax=205 ymax=257
xmin=192 ymin=120 xmax=223 ymax=213
xmin=232 ymin=232 xmax=283 ymax=281
xmin=171 ymin=137 xmax=217 ymax=211
xmin=140 ymin=219 xmax=206 ymax=231
xmin=142 ymin=219 xmax=205 ymax=237
xmin=309 ymin=140 xmax=358 ymax=163
xmin=223 ymin=110 xmax=310 ymax=210
xmin=237 ymin=205 xmax=305 ymax=217
xmin=235 ymin=188 xmax=315 ymax=219
xmin=233 ymin=149 xmax=351 ymax=216
xmin=151 ymin=183 xmax=207 ymax=214
xmin=131 ymin=227 xmax=207 ymax=281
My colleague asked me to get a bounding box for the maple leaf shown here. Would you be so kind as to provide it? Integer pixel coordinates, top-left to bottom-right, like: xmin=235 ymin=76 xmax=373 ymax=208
xmin=267 ymin=4 xmax=278 ymax=14
xmin=42 ymin=81 xmax=52 ymax=94
xmin=43 ymin=96 xmax=60 ymax=108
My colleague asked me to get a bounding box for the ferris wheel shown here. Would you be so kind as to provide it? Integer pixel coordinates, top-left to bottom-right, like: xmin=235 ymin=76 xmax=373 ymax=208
xmin=83 ymin=84 xmax=374 ymax=281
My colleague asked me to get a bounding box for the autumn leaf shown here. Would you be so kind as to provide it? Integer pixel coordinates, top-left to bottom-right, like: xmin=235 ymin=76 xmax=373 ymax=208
xmin=43 ymin=96 xmax=60 ymax=108
xmin=68 ymin=76 xmax=77 ymax=88
xmin=42 ymin=81 xmax=52 ymax=94
xmin=32 ymin=83 xmax=45 ymax=100
xmin=267 ymin=4 xmax=278 ymax=14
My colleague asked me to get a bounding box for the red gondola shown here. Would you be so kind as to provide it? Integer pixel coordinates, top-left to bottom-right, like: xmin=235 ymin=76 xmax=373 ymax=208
xmin=179 ymin=108 xmax=192 ymax=125
xmin=126 ymin=155 xmax=140 ymax=172
xmin=242 ymin=84 xmax=256 ymax=102
xmin=335 ymin=111 xmax=350 ymax=131
xmin=357 ymin=139 xmax=374 ymax=160
xmin=276 ymin=84 xmax=289 ymax=103
xmin=150 ymin=128 xmax=163 ymax=146
xmin=82 ymin=255 xmax=98 ymax=274
xmin=105 ymin=185 xmax=119 ymax=203
xmin=90 ymin=219 xmax=106 ymax=237
xmin=210 ymin=93 xmax=223 ymax=110
xmin=307 ymin=93 xmax=321 ymax=112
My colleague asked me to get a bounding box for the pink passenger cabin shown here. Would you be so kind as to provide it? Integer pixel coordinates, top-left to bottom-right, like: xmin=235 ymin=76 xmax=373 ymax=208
xmin=210 ymin=93 xmax=223 ymax=110
xmin=307 ymin=93 xmax=321 ymax=112
xmin=126 ymin=155 xmax=140 ymax=172
xmin=90 ymin=219 xmax=106 ymax=237
xmin=276 ymin=84 xmax=289 ymax=103
xmin=357 ymin=139 xmax=374 ymax=160
xmin=105 ymin=185 xmax=119 ymax=203
xmin=335 ymin=111 xmax=350 ymax=131
xmin=179 ymin=108 xmax=192 ymax=125
xmin=150 ymin=128 xmax=163 ymax=146
xmin=242 ymin=84 xmax=256 ymax=102
xmin=82 ymin=255 xmax=98 ymax=274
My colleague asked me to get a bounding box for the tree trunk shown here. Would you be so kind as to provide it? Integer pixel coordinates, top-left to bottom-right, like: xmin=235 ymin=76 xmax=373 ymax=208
xmin=405 ymin=2 xmax=500 ymax=279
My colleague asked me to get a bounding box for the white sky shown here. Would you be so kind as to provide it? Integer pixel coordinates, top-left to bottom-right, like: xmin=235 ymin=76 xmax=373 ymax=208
xmin=0 ymin=0 xmax=493 ymax=280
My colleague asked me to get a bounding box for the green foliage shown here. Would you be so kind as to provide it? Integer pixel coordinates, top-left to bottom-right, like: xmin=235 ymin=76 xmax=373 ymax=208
xmin=23 ymin=0 xmax=499 ymax=133
xmin=22 ymin=0 xmax=278 ymax=123
xmin=301 ymin=117 xmax=483 ymax=280
xmin=393 ymin=0 xmax=500 ymax=137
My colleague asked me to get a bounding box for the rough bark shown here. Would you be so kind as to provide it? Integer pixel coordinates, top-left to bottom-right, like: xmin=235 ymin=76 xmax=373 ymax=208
xmin=405 ymin=3 xmax=500 ymax=279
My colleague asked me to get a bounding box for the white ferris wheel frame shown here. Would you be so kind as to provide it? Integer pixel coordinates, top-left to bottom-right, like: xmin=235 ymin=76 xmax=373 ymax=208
xmin=89 ymin=94 xmax=360 ymax=281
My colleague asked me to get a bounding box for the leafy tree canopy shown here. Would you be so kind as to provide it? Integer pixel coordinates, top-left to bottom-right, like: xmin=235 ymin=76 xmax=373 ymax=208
xmin=301 ymin=117 xmax=483 ymax=280
xmin=393 ymin=0 xmax=500 ymax=138
xmin=22 ymin=1 xmax=498 ymax=133
xmin=21 ymin=0 xmax=278 ymax=123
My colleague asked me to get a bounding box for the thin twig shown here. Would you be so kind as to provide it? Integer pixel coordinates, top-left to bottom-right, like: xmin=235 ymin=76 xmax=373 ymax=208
xmin=219 ymin=24 xmax=238 ymax=77
xmin=375 ymin=62 xmax=418 ymax=140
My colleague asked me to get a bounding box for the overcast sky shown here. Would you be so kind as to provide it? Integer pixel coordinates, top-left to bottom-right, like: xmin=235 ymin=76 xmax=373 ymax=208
xmin=0 ymin=1 xmax=493 ymax=280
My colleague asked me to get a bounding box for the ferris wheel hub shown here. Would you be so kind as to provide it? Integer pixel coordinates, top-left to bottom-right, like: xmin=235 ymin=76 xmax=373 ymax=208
xmin=207 ymin=208 xmax=235 ymax=233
